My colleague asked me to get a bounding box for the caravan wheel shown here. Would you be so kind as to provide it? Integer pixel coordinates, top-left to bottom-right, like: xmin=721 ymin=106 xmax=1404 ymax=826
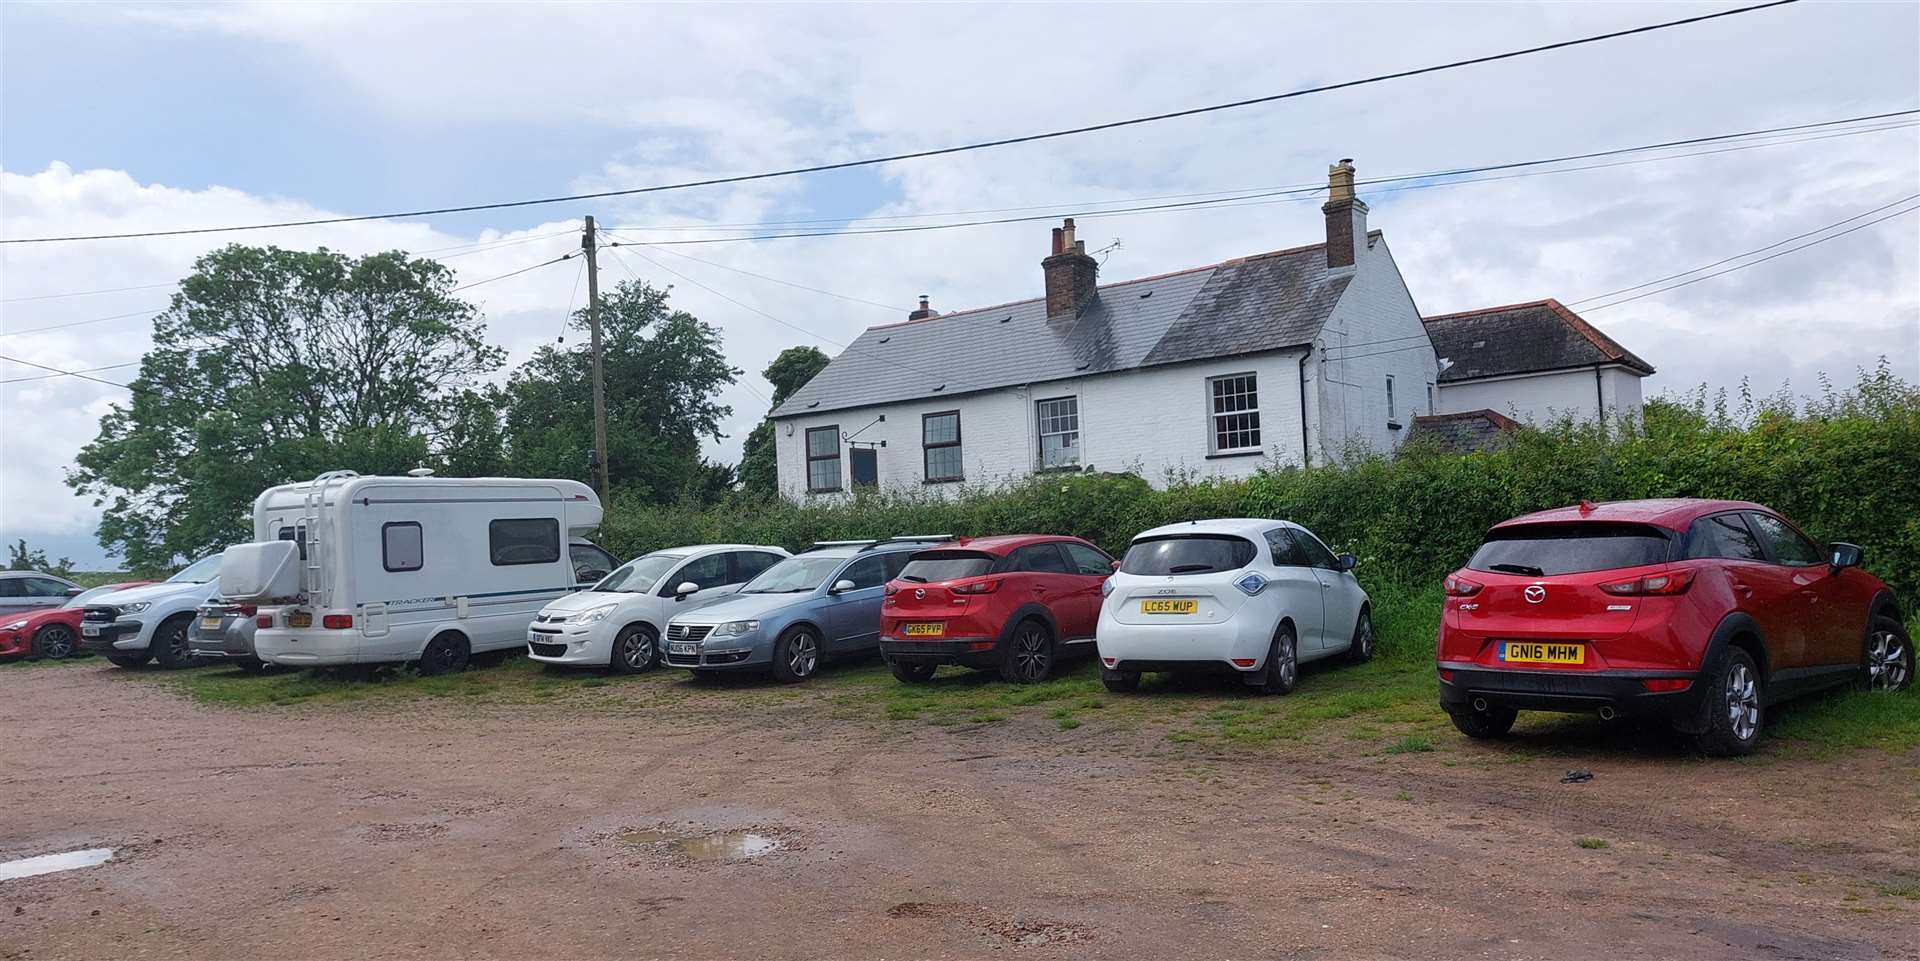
xmin=417 ymin=633 xmax=471 ymax=676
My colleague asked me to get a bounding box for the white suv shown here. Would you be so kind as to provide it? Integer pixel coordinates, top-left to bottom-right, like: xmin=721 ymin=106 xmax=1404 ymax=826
xmin=1095 ymin=519 xmax=1372 ymax=695
xmin=82 ymin=553 xmax=225 ymax=669
xmin=526 ymin=544 xmax=790 ymax=673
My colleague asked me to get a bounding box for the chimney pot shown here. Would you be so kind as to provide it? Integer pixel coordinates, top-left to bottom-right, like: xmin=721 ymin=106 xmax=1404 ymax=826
xmin=1041 ymin=218 xmax=1099 ymax=317
xmin=907 ymin=293 xmax=936 ymax=321
xmin=1322 ymin=159 xmax=1368 ymax=271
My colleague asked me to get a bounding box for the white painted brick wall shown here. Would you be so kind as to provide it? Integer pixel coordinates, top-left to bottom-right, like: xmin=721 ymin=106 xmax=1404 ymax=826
xmin=1311 ymin=236 xmax=1442 ymax=460
xmin=1436 ymin=364 xmax=1647 ymax=425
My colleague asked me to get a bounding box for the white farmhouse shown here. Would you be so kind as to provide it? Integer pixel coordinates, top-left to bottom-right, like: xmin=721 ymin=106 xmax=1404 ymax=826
xmin=1422 ymin=299 xmax=1655 ymax=427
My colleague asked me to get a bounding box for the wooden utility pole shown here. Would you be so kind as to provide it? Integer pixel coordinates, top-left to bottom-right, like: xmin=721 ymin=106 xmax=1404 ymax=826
xmin=583 ymin=215 xmax=610 ymax=504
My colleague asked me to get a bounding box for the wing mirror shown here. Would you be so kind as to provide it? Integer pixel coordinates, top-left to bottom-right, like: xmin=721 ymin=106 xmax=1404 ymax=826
xmin=64 ymin=586 xmax=86 ymax=598
xmin=674 ymin=581 xmax=700 ymax=598
xmin=1336 ymin=553 xmax=1359 ymax=572
xmin=1108 ymin=558 xmax=1122 ymax=572
xmin=830 ymin=579 xmax=857 ymax=594
xmin=1828 ymin=542 xmax=1863 ymax=572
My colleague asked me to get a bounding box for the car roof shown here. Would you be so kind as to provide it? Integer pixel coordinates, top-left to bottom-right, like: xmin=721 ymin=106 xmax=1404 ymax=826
xmin=1494 ymin=498 xmax=1771 ymax=533
xmin=0 ymin=571 xmax=76 ymax=581
xmin=661 ymin=543 xmax=786 ymax=556
xmin=919 ymin=534 xmax=1088 ymax=556
xmin=1134 ymin=517 xmax=1296 ymax=540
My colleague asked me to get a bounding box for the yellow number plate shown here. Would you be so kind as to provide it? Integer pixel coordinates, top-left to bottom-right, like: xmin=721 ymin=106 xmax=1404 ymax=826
xmin=903 ymin=623 xmax=944 ymax=637
xmin=200 ymin=617 xmax=223 ymax=631
xmin=1140 ymin=599 xmax=1198 ymax=615
xmin=288 ymin=612 xmax=312 ymax=629
xmin=1501 ymin=642 xmax=1585 ymax=664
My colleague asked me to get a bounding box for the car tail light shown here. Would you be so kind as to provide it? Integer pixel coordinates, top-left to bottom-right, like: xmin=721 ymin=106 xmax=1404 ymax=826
xmin=1641 ymin=678 xmax=1692 ymax=693
xmin=322 ymin=614 xmax=353 ymax=630
xmin=237 ymin=605 xmax=257 ymax=617
xmin=1230 ymin=658 xmax=1257 ymax=668
xmin=1600 ymin=569 xmax=1695 ymax=596
xmin=255 ymin=615 xmax=273 ymax=628
xmin=1443 ymin=575 xmax=1482 ymax=597
xmin=1438 ymin=669 xmax=1455 ymax=683
xmin=883 ymin=583 xmax=900 ymax=596
xmin=966 ymin=641 xmax=994 ymax=652
xmin=952 ymin=578 xmax=1001 ymax=595
xmin=1101 ymin=657 xmax=1117 ymax=667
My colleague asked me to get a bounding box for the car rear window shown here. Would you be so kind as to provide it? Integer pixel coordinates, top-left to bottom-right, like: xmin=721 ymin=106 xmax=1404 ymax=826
xmin=898 ymin=550 xmax=995 ymax=583
xmin=1120 ymin=535 xmax=1258 ymax=576
xmin=1468 ymin=522 xmax=1673 ymax=576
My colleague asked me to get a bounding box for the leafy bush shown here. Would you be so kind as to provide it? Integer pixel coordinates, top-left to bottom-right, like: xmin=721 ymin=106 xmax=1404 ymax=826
xmin=598 ymin=365 xmax=1919 ymax=606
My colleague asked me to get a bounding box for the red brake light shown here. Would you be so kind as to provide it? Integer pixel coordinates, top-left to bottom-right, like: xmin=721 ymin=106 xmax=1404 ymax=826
xmin=1443 ymin=575 xmax=1483 ymax=597
xmin=883 ymin=582 xmax=900 ymax=596
xmin=952 ymin=578 xmax=1001 ymax=595
xmin=1641 ymin=678 xmax=1692 ymax=693
xmin=1600 ymin=569 xmax=1695 ymax=596
xmin=237 ymin=605 xmax=257 ymax=617
xmin=322 ymin=614 xmax=353 ymax=630
xmin=255 ymin=615 xmax=272 ymax=628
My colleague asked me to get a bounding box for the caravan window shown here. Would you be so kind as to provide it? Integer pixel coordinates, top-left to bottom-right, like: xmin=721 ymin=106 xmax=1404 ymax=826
xmin=489 ymin=518 xmax=561 ymax=567
xmin=277 ymin=523 xmax=307 ymax=560
xmin=383 ymin=522 xmax=423 ymax=573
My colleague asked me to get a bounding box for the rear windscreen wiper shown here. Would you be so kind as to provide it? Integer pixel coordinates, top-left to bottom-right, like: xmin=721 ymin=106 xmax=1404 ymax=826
xmin=1488 ymin=563 xmax=1546 ymax=577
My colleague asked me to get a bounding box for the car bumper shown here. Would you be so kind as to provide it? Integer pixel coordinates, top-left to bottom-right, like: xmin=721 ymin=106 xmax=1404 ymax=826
xmin=80 ymin=621 xmax=145 ymax=653
xmin=188 ymin=625 xmax=256 ymax=659
xmin=526 ymin=626 xmax=615 ymax=666
xmin=1095 ymin=617 xmax=1273 ymax=673
xmin=0 ymin=630 xmax=27 ymax=656
xmin=1437 ymin=663 xmax=1706 ymax=719
xmin=879 ymin=636 xmax=999 ymax=668
xmin=254 ymin=628 xmax=357 ymax=666
xmin=661 ymin=638 xmax=767 ymax=670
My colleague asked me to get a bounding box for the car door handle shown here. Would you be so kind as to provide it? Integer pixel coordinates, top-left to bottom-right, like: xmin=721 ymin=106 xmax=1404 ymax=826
xmin=1732 ymin=581 xmax=1753 ymax=596
xmin=1320 ymin=582 xmax=1331 ymax=590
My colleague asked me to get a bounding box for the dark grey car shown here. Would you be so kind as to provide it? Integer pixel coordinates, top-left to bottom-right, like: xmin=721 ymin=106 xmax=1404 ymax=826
xmin=187 ymin=602 xmax=266 ymax=672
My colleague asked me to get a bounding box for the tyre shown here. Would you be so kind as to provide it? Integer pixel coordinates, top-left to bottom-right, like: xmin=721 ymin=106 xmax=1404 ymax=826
xmin=107 ymin=652 xmax=152 ymax=668
xmin=151 ymin=615 xmax=199 ymax=670
xmin=1099 ymin=666 xmax=1141 ymax=693
xmin=888 ymin=659 xmax=937 ymax=684
xmin=609 ymin=624 xmax=660 ymax=675
xmin=416 ymin=633 xmax=471 ymax=676
xmin=1864 ymin=614 xmax=1914 ymax=692
xmin=770 ymin=626 xmax=821 ymax=684
xmin=1692 ymin=647 xmax=1763 ymax=757
xmin=1247 ymin=625 xmax=1298 ymax=696
xmin=1448 ymin=705 xmax=1518 ymax=739
xmin=32 ymin=624 xmax=78 ymax=660
xmin=1345 ymin=608 xmax=1375 ymax=664
xmin=998 ymin=619 xmax=1055 ymax=684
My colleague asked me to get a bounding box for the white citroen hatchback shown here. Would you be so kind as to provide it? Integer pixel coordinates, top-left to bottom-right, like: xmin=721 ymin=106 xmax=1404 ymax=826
xmin=1095 ymin=518 xmax=1372 ymax=694
xmin=527 ymin=544 xmax=790 ymax=673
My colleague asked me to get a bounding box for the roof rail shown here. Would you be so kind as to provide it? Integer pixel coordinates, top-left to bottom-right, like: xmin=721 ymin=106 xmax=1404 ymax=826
xmin=860 ymin=534 xmax=954 ymax=552
xmin=806 ymin=539 xmax=877 ymax=553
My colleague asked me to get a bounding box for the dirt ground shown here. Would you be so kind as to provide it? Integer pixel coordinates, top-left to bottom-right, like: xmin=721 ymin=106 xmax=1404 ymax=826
xmin=2 ymin=662 xmax=1916 ymax=961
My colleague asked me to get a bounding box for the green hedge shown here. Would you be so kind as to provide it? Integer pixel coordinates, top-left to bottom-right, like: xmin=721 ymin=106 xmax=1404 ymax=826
xmin=598 ymin=366 xmax=1920 ymax=606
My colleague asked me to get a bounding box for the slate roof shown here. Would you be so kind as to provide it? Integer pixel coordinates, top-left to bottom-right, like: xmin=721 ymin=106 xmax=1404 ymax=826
xmin=1405 ymin=409 xmax=1522 ymax=453
xmin=1422 ymin=299 xmax=1654 ymax=384
xmin=772 ymin=236 xmax=1370 ymax=418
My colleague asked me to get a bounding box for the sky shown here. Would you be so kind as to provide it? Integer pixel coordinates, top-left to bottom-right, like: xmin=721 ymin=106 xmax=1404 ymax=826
xmin=2 ymin=0 xmax=1917 ymax=569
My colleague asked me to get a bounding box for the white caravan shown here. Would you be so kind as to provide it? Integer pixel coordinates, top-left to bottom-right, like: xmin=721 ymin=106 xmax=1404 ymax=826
xmin=218 ymin=470 xmax=609 ymax=673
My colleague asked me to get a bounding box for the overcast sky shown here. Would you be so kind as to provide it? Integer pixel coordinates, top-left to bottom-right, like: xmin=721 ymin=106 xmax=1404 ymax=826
xmin=3 ymin=1 xmax=1917 ymax=568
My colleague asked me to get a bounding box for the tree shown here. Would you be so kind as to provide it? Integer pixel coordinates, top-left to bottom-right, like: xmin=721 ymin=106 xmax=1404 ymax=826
xmin=738 ymin=346 xmax=832 ymax=498
xmin=6 ymin=540 xmax=75 ymax=578
xmin=500 ymin=279 xmax=738 ymax=504
xmin=67 ymin=245 xmax=504 ymax=572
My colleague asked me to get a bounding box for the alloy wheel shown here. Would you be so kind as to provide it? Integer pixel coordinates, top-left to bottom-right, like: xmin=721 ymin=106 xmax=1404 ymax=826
xmin=1725 ymin=661 xmax=1760 ymax=742
xmin=1013 ymin=626 xmax=1051 ymax=682
xmin=1357 ymin=616 xmax=1374 ymax=657
xmin=39 ymin=626 xmax=76 ymax=659
xmin=1276 ymin=634 xmax=1297 ymax=688
xmin=621 ymin=631 xmax=654 ymax=670
xmin=166 ymin=625 xmax=190 ymax=662
xmin=788 ymin=632 xmax=818 ymax=678
xmin=1867 ymin=629 xmax=1911 ymax=691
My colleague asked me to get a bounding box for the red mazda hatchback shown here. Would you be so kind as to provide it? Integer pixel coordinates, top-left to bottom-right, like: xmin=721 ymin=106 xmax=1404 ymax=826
xmin=879 ymin=535 xmax=1115 ymax=684
xmin=1437 ymin=499 xmax=1911 ymax=755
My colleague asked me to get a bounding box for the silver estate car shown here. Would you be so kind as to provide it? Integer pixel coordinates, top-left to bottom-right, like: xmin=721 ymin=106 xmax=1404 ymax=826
xmin=187 ymin=601 xmax=266 ymax=672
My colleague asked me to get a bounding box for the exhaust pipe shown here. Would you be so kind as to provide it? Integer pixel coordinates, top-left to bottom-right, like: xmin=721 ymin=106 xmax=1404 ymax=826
xmin=1598 ymin=705 xmax=1617 ymax=722
xmin=1471 ymin=697 xmax=1489 ymax=713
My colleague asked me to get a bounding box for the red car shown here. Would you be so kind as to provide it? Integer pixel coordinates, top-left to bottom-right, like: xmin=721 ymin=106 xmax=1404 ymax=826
xmin=0 ymin=581 xmax=156 ymax=660
xmin=879 ymin=535 xmax=1116 ymax=684
xmin=1438 ymin=499 xmax=1912 ymax=755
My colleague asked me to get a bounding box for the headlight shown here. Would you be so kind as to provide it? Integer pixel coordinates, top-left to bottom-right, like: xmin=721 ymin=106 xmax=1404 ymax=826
xmin=575 ymin=603 xmax=618 ymax=624
xmin=1233 ymin=572 xmax=1267 ymax=597
xmin=118 ymin=602 xmax=151 ymax=614
xmin=712 ymin=619 xmax=760 ymax=638
xmin=1100 ymin=579 xmax=1114 ymax=597
xmin=1 ymin=620 xmax=26 ymax=632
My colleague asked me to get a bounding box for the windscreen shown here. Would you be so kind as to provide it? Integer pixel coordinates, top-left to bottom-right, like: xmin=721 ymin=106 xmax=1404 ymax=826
xmin=742 ymin=555 xmax=845 ymax=594
xmin=168 ymin=554 xmax=222 ymax=583
xmin=1468 ymin=523 xmax=1673 ymax=576
xmin=898 ymin=551 xmax=995 ymax=583
xmin=593 ymin=553 xmax=683 ymax=594
xmin=1120 ymin=535 xmax=1258 ymax=576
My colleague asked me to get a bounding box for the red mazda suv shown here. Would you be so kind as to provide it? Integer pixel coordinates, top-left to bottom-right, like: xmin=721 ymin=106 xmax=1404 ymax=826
xmin=879 ymin=535 xmax=1115 ymax=684
xmin=1438 ymin=499 xmax=1911 ymax=755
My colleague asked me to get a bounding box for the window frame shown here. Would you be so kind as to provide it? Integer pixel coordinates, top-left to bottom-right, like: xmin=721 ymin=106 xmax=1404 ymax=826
xmin=1009 ymin=542 xmax=1073 ymax=575
xmin=1386 ymin=374 xmax=1397 ymax=422
xmin=1685 ymin=511 xmax=1766 ymax=562
xmin=1264 ymin=528 xmax=1310 ymax=567
xmin=731 ymin=551 xmax=783 ymax=583
xmin=660 ymin=551 xmax=731 ymax=596
xmin=1206 ymin=372 xmax=1262 ymax=455
xmin=805 ymin=425 xmax=842 ymax=493
xmin=1062 ymin=541 xmax=1114 ymax=576
xmin=1745 ymin=511 xmax=1824 ymax=567
xmin=487 ymin=517 xmax=562 ymax=568
xmin=836 ymin=554 xmax=889 ymax=591
xmin=921 ymin=410 xmax=964 ymax=483
xmin=1035 ymin=395 xmax=1081 ymax=470
xmin=381 ymin=521 xmax=424 ymax=573
xmin=1289 ymin=528 xmax=1342 ymax=571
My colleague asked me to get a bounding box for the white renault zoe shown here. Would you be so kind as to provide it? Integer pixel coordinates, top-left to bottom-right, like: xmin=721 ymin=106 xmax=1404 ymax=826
xmin=1095 ymin=518 xmax=1372 ymax=694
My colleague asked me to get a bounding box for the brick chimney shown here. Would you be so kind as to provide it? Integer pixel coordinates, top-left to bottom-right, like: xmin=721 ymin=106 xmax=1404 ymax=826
xmin=1322 ymin=159 xmax=1368 ymax=270
xmin=1041 ymin=217 xmax=1099 ymax=317
xmin=907 ymin=294 xmax=934 ymax=321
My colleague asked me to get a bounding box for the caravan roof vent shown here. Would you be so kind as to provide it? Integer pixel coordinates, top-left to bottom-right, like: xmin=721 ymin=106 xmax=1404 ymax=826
xmin=407 ymin=467 xmax=436 ymax=477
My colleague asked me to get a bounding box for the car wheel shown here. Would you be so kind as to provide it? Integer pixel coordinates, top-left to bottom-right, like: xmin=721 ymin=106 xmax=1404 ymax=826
xmin=151 ymin=615 xmax=199 ymax=670
xmin=1448 ymin=705 xmax=1518 ymax=739
xmin=32 ymin=624 xmax=78 ymax=660
xmin=416 ymin=633 xmax=471 ymax=676
xmin=1248 ymin=626 xmax=1298 ymax=696
xmin=1100 ymin=666 xmax=1141 ymax=693
xmin=771 ymin=626 xmax=820 ymax=684
xmin=999 ymin=619 xmax=1055 ymax=684
xmin=609 ymin=624 xmax=659 ymax=675
xmin=1346 ymin=608 xmax=1376 ymax=664
xmin=107 ymin=653 xmax=152 ymax=668
xmin=888 ymin=659 xmax=937 ymax=684
xmin=1864 ymin=615 xmax=1914 ymax=692
xmin=1693 ymin=647 xmax=1764 ymax=757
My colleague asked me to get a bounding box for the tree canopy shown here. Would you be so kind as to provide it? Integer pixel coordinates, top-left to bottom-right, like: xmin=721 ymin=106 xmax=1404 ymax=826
xmin=6 ymin=540 xmax=75 ymax=579
xmin=738 ymin=345 xmax=832 ymax=498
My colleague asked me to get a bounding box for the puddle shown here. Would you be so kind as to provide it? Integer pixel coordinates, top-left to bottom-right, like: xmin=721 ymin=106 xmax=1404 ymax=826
xmin=0 ymin=848 xmax=114 ymax=882
xmin=618 ymin=828 xmax=781 ymax=861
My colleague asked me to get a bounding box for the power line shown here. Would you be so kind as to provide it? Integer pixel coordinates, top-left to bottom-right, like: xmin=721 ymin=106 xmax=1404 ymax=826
xmin=0 ymin=360 xmax=139 ymax=385
xmin=449 ymin=252 xmax=576 ymax=292
xmin=0 ymin=282 xmax=176 ymax=305
xmin=0 ymin=0 xmax=1801 ymax=246
xmin=601 ymin=231 xmax=909 ymax=313
xmin=0 ymin=353 xmax=131 ymax=389
xmin=0 ymin=307 xmax=162 ymax=339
